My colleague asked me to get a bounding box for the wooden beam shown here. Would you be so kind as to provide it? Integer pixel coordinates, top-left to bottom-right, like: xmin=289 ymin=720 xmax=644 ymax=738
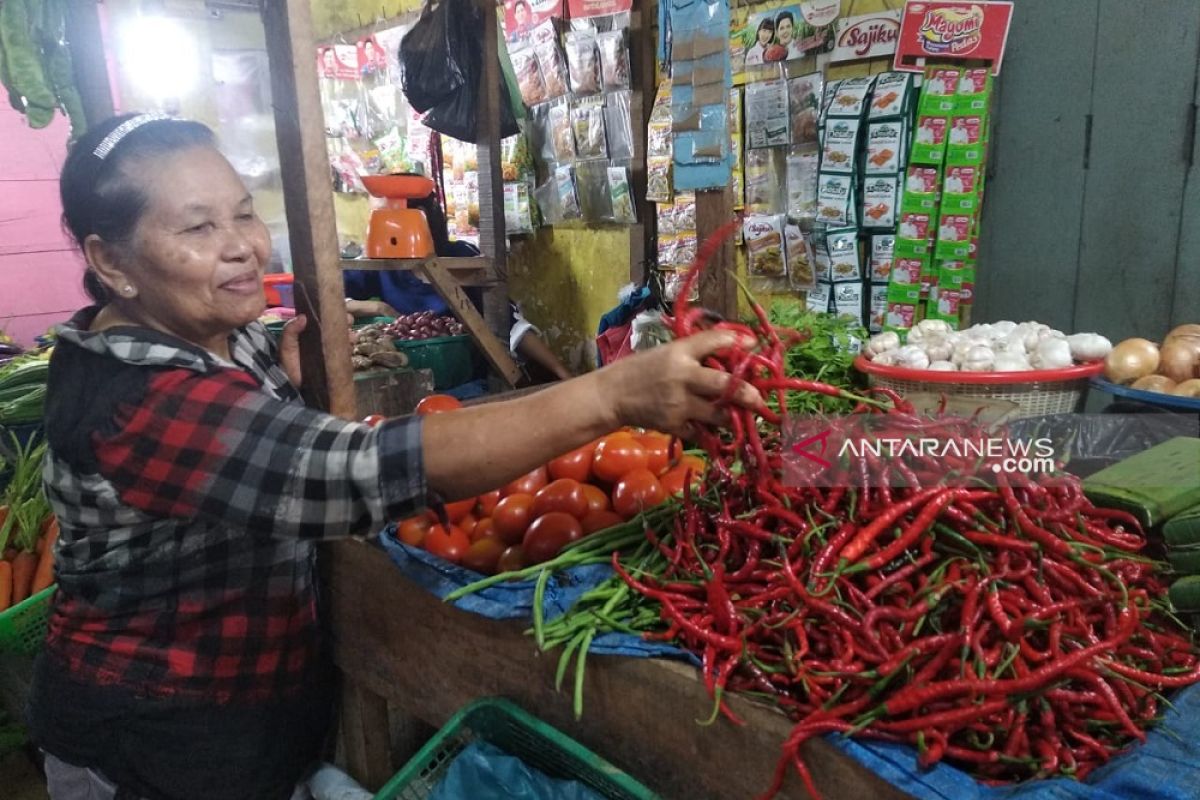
xmin=629 ymin=8 xmax=657 ymax=285
xmin=261 ymin=0 xmax=357 ymax=418
xmin=696 ymin=188 xmax=737 ymax=320
xmin=338 ymin=678 xmax=394 ymax=792
xmin=475 ymin=0 xmax=513 ymax=391
xmin=65 ymin=0 xmax=114 ymax=125
xmin=419 ymin=261 xmax=523 ymax=387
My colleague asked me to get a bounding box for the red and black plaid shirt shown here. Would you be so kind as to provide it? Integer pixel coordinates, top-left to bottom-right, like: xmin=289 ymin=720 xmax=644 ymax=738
xmin=39 ymin=309 xmax=426 ymax=703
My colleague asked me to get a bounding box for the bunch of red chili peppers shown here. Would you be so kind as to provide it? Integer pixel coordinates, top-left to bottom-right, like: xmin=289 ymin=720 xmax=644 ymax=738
xmin=615 ymin=221 xmax=1200 ymax=799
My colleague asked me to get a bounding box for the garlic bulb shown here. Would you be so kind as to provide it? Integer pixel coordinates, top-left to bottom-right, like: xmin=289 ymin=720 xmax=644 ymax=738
xmin=895 ymin=345 xmax=931 ymax=370
xmin=923 ymin=336 xmax=954 ymax=363
xmin=1066 ymin=333 xmax=1113 ymax=362
xmin=928 ymin=360 xmax=958 ymax=371
xmin=867 ymin=331 xmax=901 ymax=357
xmin=962 ymin=346 xmax=995 ymax=372
xmin=1032 ymin=337 xmax=1073 ymax=370
xmin=993 ymin=351 xmax=1032 ymax=371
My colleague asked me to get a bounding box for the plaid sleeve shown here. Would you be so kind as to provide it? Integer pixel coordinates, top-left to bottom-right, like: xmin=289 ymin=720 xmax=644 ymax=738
xmin=93 ymin=368 xmax=426 ymax=538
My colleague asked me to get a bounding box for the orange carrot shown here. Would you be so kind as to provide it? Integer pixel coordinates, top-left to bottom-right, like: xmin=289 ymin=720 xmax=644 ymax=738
xmin=0 ymin=561 xmax=11 ymax=612
xmin=11 ymin=550 xmax=36 ymax=605
xmin=31 ymin=518 xmax=58 ymax=594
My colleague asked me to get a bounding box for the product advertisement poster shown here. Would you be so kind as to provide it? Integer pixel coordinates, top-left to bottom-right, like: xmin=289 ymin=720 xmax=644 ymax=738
xmin=830 ymin=9 xmax=902 ymax=63
xmin=503 ymin=0 xmax=566 ymax=42
xmin=894 ymin=1 xmax=1014 ymax=73
xmin=729 ymin=0 xmax=838 ymax=84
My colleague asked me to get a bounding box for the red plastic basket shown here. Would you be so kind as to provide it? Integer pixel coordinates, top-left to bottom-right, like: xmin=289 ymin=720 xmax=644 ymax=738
xmin=855 ymin=356 xmax=1104 ymax=418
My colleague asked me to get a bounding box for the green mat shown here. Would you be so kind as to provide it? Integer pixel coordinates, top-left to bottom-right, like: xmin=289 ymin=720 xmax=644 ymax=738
xmin=1082 ymin=437 xmax=1200 ymax=529
xmin=1165 ymin=503 xmax=1200 ymax=548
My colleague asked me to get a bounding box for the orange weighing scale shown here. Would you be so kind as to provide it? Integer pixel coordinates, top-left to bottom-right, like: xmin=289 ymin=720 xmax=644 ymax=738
xmin=362 ymin=174 xmax=439 ymax=259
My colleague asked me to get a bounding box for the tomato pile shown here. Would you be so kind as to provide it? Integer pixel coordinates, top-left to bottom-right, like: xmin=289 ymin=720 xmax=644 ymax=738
xmin=388 ymin=399 xmax=701 ymax=576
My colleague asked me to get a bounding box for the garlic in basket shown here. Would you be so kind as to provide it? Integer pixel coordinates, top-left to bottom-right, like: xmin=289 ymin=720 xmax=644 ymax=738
xmin=1031 ymin=337 xmax=1073 ymax=370
xmin=867 ymin=331 xmax=901 ymax=358
xmin=1066 ymin=333 xmax=1113 ymax=362
xmin=894 ymin=345 xmax=931 ymax=370
xmin=962 ymin=346 xmax=996 ymax=372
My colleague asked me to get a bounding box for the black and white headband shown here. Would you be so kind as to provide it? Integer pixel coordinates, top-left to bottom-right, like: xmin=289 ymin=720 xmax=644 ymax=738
xmin=92 ymin=113 xmax=172 ymax=160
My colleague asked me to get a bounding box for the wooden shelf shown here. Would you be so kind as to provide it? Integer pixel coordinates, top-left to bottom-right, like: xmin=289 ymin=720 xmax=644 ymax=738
xmin=339 ymin=257 xmax=499 ymax=286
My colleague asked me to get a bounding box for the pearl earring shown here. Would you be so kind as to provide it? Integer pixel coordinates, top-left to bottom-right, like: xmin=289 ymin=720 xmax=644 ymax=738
xmin=122 ymin=285 xmax=134 ymax=295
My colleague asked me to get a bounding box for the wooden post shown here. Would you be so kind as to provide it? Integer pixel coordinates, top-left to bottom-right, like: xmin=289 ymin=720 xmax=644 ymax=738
xmin=476 ymin=0 xmax=513 ymax=387
xmin=629 ymin=9 xmax=657 ymax=285
xmin=261 ymin=0 xmax=356 ymax=418
xmin=65 ymin=0 xmax=114 ymax=125
xmin=696 ymin=188 xmax=737 ymax=320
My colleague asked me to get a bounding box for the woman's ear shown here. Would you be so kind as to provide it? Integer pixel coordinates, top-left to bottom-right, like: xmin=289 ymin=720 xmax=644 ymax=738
xmin=83 ymin=234 xmax=134 ymax=298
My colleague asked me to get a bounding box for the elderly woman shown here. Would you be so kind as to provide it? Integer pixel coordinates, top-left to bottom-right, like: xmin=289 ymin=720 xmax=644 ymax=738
xmin=28 ymin=114 xmax=758 ymax=800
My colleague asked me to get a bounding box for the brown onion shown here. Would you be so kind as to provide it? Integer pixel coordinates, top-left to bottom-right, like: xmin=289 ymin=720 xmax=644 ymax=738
xmin=1172 ymin=379 xmax=1200 ymax=398
xmin=1132 ymin=374 xmax=1177 ymax=394
xmin=1159 ymin=339 xmax=1200 ymax=383
xmin=1104 ymin=338 xmax=1160 ymax=384
xmin=1165 ymin=324 xmax=1200 ymax=342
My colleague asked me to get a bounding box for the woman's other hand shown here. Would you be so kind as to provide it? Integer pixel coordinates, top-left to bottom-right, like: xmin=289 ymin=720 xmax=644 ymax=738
xmin=597 ymin=329 xmax=763 ymax=438
xmin=279 ymin=314 xmax=307 ymax=388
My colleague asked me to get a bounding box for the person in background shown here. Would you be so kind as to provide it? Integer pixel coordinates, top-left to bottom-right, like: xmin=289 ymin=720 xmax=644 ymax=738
xmin=32 ymin=114 xmax=757 ymax=799
xmin=774 ymin=11 xmax=802 ymax=60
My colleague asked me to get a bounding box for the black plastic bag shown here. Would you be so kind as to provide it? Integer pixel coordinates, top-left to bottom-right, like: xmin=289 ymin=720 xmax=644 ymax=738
xmin=1005 ymin=411 xmax=1200 ymax=478
xmin=400 ymin=0 xmax=468 ymax=112
xmin=405 ymin=0 xmax=519 ymax=142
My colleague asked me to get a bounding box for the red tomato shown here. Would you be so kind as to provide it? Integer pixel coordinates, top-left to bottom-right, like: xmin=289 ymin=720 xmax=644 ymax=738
xmin=461 ymin=537 xmax=506 ymax=575
xmin=396 ymin=514 xmax=433 ymax=547
xmin=475 ymin=490 xmax=501 ymax=518
xmin=470 ymin=517 xmax=496 ymax=543
xmin=444 ymin=497 xmax=477 ymax=524
xmin=581 ymin=510 xmax=624 ymax=535
xmin=592 ymin=435 xmax=649 ymax=483
xmin=612 ymin=470 xmax=667 ymax=519
xmin=548 ymin=444 xmax=594 ymax=483
xmin=503 ymin=466 xmax=549 ymax=497
xmin=497 ymin=545 xmax=525 ymax=573
xmin=522 ymin=512 xmax=583 ymax=564
xmin=532 ymin=479 xmax=589 ymax=519
xmin=659 ymin=465 xmax=702 ymax=498
xmin=415 ymin=394 xmax=462 ymax=415
xmin=362 ymin=414 xmax=386 ymax=427
xmin=423 ymin=524 xmax=470 ymax=563
xmin=637 ymin=432 xmax=683 ymax=476
xmin=581 ymin=484 xmax=610 ymax=514
xmin=677 ymin=454 xmax=706 ymax=476
xmin=492 ymin=493 xmax=535 ymax=545
xmin=458 ymin=513 xmax=478 ymax=537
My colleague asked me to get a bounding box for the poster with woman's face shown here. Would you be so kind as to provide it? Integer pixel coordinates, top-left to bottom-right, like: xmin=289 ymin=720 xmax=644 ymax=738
xmin=504 ymin=0 xmax=564 ymax=42
xmin=730 ymin=0 xmax=837 ymax=82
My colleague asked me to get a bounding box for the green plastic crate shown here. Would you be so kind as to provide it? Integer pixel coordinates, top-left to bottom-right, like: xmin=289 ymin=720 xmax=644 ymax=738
xmin=373 ymin=698 xmax=658 ymax=800
xmin=0 ymin=585 xmax=54 ymax=655
xmin=393 ymin=335 xmax=482 ymax=390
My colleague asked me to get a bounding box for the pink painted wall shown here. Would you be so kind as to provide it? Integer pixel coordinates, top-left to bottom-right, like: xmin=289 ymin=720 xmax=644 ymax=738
xmin=0 ymin=105 xmax=89 ymax=347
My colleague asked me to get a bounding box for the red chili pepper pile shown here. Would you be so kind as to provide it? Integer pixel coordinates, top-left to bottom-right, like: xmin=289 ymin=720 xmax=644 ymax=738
xmin=616 ymin=222 xmax=1200 ymax=799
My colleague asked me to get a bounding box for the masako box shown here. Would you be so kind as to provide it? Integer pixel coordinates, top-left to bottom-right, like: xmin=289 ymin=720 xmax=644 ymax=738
xmin=941 ymin=165 xmax=980 ymax=211
xmin=892 ymin=256 xmax=926 ymax=286
xmin=935 ymin=213 xmax=974 ymax=260
xmin=946 ymin=114 xmax=988 ymax=166
xmin=955 ymin=68 xmax=993 ymax=114
xmin=884 ymin=282 xmax=922 ymax=333
xmin=870 ymin=234 xmax=895 ymax=283
xmin=898 ymin=211 xmax=932 ymax=243
xmin=911 ymin=115 xmax=948 ymax=165
xmin=918 ymin=66 xmax=962 ymax=116
xmin=901 ymin=165 xmax=941 ymax=213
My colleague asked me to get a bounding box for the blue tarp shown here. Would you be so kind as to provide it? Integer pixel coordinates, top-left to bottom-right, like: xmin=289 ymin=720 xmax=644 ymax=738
xmin=376 ymin=531 xmax=1200 ymax=798
xmin=430 ymin=740 xmax=605 ymax=800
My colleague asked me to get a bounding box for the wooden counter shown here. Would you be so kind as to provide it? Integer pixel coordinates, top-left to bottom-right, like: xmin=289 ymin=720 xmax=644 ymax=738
xmin=327 ymin=539 xmax=913 ymax=800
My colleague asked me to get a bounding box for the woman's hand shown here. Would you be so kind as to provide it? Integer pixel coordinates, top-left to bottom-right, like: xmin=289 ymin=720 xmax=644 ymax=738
xmin=344 ymin=299 xmax=398 ymax=319
xmin=279 ymin=314 xmax=307 ymax=388
xmin=596 ymin=329 xmax=762 ymax=438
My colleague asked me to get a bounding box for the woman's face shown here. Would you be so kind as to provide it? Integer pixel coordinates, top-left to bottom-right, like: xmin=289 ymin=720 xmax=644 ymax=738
xmin=117 ymin=146 xmax=271 ymax=348
xmin=757 ymin=25 xmax=773 ymax=45
xmin=777 ymin=18 xmax=794 ymax=45
xmin=515 ymin=3 xmax=529 ymax=25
